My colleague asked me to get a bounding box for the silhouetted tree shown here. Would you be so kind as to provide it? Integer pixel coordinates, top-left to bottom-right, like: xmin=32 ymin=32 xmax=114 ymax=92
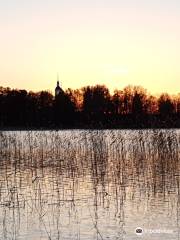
xmin=0 ymin=84 xmax=179 ymax=129
xmin=4 ymin=89 xmax=28 ymax=126
xmin=54 ymin=89 xmax=76 ymax=127
xmin=146 ymin=95 xmax=158 ymax=114
xmin=132 ymin=87 xmax=148 ymax=116
xmin=122 ymin=86 xmax=134 ymax=114
xmin=111 ymin=90 xmax=123 ymax=115
xmin=158 ymin=94 xmax=175 ymax=116
xmin=177 ymin=94 xmax=180 ymax=114
xmin=82 ymin=85 xmax=111 ymax=125
xmin=37 ymin=91 xmax=53 ymax=127
xmin=132 ymin=92 xmax=143 ymax=116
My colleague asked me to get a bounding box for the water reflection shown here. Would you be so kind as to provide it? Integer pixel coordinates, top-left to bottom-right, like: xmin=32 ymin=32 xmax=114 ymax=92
xmin=0 ymin=130 xmax=179 ymax=239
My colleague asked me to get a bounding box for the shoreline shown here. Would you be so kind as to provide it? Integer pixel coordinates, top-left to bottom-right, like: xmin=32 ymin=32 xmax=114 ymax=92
xmin=0 ymin=127 xmax=180 ymax=131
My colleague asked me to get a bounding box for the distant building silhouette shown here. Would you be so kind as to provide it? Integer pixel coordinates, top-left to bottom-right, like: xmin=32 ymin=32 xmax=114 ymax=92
xmin=55 ymin=81 xmax=63 ymax=97
xmin=55 ymin=73 xmax=64 ymax=97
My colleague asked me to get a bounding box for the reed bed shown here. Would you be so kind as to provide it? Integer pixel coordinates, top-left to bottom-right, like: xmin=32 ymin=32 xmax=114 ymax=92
xmin=0 ymin=129 xmax=179 ymax=240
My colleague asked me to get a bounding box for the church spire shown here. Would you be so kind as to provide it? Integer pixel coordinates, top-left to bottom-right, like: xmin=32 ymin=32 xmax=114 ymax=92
xmin=57 ymin=72 xmax=62 ymax=88
xmin=57 ymin=73 xmax=59 ymax=84
xmin=55 ymin=73 xmax=62 ymax=96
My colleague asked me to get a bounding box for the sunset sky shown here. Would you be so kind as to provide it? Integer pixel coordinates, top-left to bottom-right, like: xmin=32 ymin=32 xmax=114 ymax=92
xmin=0 ymin=0 xmax=180 ymax=95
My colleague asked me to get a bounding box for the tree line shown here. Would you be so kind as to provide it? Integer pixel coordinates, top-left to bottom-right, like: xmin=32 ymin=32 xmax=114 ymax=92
xmin=0 ymin=85 xmax=180 ymax=129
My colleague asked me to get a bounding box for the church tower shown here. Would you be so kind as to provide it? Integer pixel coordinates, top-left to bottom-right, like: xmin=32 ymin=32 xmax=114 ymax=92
xmin=55 ymin=73 xmax=63 ymax=97
xmin=55 ymin=80 xmax=61 ymax=96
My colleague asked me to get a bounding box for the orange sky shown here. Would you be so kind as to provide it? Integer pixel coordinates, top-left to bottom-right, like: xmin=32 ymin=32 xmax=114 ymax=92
xmin=0 ymin=0 xmax=180 ymax=95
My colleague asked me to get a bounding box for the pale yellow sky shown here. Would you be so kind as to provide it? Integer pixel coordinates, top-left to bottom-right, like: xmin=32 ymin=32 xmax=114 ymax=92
xmin=0 ymin=0 xmax=180 ymax=95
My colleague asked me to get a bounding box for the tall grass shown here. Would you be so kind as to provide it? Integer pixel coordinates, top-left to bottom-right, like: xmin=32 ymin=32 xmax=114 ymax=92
xmin=0 ymin=129 xmax=179 ymax=239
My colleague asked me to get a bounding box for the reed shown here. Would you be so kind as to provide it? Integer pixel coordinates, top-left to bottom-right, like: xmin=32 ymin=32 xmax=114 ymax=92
xmin=0 ymin=129 xmax=179 ymax=239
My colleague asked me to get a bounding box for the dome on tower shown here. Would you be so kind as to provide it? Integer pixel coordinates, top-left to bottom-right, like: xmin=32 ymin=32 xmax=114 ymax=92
xmin=55 ymin=81 xmax=63 ymax=96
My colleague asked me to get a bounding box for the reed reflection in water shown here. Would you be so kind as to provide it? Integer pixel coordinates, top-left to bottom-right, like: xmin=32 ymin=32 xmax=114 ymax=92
xmin=0 ymin=130 xmax=179 ymax=240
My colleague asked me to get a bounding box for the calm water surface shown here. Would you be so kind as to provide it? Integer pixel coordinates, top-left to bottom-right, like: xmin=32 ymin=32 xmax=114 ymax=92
xmin=0 ymin=130 xmax=179 ymax=240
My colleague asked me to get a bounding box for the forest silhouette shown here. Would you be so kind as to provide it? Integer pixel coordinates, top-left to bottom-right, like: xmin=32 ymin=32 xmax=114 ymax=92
xmin=0 ymin=85 xmax=179 ymax=129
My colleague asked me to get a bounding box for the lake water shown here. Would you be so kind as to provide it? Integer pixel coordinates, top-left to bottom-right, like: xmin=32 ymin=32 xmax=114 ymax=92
xmin=0 ymin=130 xmax=179 ymax=240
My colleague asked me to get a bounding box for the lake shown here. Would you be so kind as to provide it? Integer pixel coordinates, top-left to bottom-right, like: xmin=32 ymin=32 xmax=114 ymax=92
xmin=0 ymin=130 xmax=179 ymax=240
